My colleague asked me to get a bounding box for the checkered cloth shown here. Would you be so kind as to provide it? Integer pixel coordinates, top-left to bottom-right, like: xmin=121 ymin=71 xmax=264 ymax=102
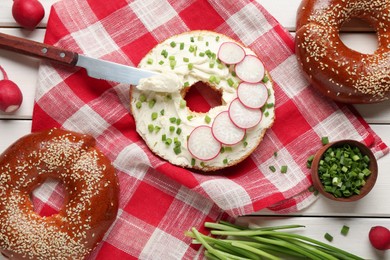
xmin=31 ymin=0 xmax=388 ymax=258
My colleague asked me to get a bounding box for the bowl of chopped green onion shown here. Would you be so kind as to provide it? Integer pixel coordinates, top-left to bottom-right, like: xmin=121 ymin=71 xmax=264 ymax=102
xmin=311 ymin=139 xmax=378 ymax=202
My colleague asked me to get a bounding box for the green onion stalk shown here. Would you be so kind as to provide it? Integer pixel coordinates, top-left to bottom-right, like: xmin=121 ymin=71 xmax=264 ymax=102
xmin=185 ymin=220 xmax=364 ymax=260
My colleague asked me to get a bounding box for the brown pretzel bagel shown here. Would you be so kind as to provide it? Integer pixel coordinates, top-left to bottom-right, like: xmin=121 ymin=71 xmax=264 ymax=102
xmin=295 ymin=0 xmax=390 ymax=103
xmin=0 ymin=128 xmax=119 ymax=260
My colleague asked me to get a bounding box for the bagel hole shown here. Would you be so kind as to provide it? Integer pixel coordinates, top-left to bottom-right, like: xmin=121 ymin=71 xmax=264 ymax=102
xmin=30 ymin=178 xmax=66 ymax=217
xmin=339 ymin=18 xmax=378 ymax=54
xmin=183 ymin=81 xmax=223 ymax=113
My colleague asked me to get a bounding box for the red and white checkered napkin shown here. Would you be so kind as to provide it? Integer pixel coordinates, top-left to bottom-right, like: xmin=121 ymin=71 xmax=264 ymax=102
xmin=31 ymin=0 xmax=388 ymax=258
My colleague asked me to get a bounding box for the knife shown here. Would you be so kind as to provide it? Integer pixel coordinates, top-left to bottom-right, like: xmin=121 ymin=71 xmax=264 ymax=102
xmin=0 ymin=32 xmax=157 ymax=85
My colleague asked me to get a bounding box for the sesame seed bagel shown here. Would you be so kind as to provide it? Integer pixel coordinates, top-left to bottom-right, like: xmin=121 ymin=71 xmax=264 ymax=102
xmin=130 ymin=31 xmax=275 ymax=172
xmin=0 ymin=128 xmax=119 ymax=260
xmin=296 ymin=0 xmax=390 ymax=103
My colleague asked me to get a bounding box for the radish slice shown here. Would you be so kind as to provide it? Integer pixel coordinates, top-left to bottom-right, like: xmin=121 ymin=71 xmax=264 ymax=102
xmin=235 ymin=55 xmax=265 ymax=83
xmin=237 ymin=82 xmax=268 ymax=109
xmin=212 ymin=111 xmax=245 ymax=145
xmin=217 ymin=42 xmax=245 ymax=65
xmin=229 ymin=98 xmax=262 ymax=129
xmin=187 ymin=126 xmax=221 ymax=161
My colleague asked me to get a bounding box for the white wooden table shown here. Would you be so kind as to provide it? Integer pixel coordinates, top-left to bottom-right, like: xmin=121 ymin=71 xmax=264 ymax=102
xmin=0 ymin=0 xmax=389 ymax=259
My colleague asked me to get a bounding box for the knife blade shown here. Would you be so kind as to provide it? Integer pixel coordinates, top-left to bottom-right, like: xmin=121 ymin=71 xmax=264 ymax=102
xmin=76 ymin=55 xmax=157 ymax=85
xmin=0 ymin=32 xmax=157 ymax=85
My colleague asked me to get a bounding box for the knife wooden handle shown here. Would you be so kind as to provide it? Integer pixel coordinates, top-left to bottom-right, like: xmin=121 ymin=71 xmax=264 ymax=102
xmin=0 ymin=32 xmax=78 ymax=66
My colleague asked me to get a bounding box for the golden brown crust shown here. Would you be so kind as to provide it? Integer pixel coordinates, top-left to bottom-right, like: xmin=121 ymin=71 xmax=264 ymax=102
xmin=0 ymin=128 xmax=119 ymax=260
xmin=295 ymin=0 xmax=390 ymax=103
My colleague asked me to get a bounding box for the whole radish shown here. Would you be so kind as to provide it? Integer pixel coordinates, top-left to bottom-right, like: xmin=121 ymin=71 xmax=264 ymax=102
xmin=369 ymin=226 xmax=390 ymax=250
xmin=0 ymin=66 xmax=23 ymax=113
xmin=12 ymin=0 xmax=45 ymax=30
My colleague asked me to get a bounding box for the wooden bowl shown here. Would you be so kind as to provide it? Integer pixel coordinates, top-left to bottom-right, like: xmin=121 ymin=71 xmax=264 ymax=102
xmin=311 ymin=140 xmax=378 ymax=202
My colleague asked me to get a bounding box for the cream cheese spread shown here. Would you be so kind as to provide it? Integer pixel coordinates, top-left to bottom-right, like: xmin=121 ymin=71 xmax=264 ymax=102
xmin=137 ymin=72 xmax=182 ymax=93
xmin=130 ymin=31 xmax=275 ymax=171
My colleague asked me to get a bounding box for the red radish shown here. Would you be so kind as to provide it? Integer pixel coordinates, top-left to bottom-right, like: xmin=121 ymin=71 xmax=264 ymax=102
xmin=212 ymin=111 xmax=245 ymax=145
xmin=235 ymin=55 xmax=265 ymax=83
xmin=229 ymin=98 xmax=262 ymax=129
xmin=12 ymin=0 xmax=45 ymax=30
xmin=188 ymin=126 xmax=221 ymax=161
xmin=237 ymin=82 xmax=268 ymax=109
xmin=217 ymin=42 xmax=245 ymax=65
xmin=0 ymin=66 xmax=23 ymax=113
xmin=369 ymin=226 xmax=390 ymax=250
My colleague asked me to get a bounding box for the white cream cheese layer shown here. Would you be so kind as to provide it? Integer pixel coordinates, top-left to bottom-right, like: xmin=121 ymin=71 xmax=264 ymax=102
xmin=130 ymin=31 xmax=275 ymax=171
xmin=137 ymin=72 xmax=182 ymax=93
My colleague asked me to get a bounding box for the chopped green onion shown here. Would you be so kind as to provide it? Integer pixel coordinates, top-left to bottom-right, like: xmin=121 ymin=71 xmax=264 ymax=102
xmin=139 ymin=94 xmax=146 ymax=102
xmin=180 ymin=42 xmax=184 ymax=50
xmin=180 ymin=99 xmax=186 ymax=108
xmin=165 ymin=138 xmax=172 ymax=145
xmin=148 ymin=99 xmax=156 ymax=108
xmin=227 ymin=78 xmax=235 ymax=87
xmin=147 ymin=58 xmax=153 ymax=64
xmin=161 ymin=49 xmax=168 ymax=58
xmin=262 ymin=74 xmax=269 ymax=83
xmin=225 ymin=147 xmax=233 ymax=152
xmin=281 ymin=165 xmax=288 ymax=174
xmin=324 ymin=233 xmax=333 ymax=242
xmin=269 ymin=166 xmax=276 ymax=173
xmin=341 ymin=225 xmax=349 ymax=236
xmin=317 ymin=143 xmax=371 ymax=198
xmin=321 ymin=136 xmax=329 ymax=145
xmin=307 ymin=154 xmax=315 ymax=168
xmin=174 ymin=146 xmax=181 ymax=155
xmin=183 ymin=57 xmax=189 ymax=62
xmin=151 ymin=112 xmax=158 ymax=120
xmin=170 ymin=60 xmax=176 ymax=69
xmin=136 ymin=101 xmax=142 ymax=109
xmin=170 ymin=41 xmax=176 ymax=48
xmin=147 ymin=124 xmax=154 ymax=133
xmin=205 ymin=115 xmax=211 ymax=124
xmin=169 ymin=117 xmax=176 ymax=123
xmin=209 ymin=75 xmax=216 ymax=83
